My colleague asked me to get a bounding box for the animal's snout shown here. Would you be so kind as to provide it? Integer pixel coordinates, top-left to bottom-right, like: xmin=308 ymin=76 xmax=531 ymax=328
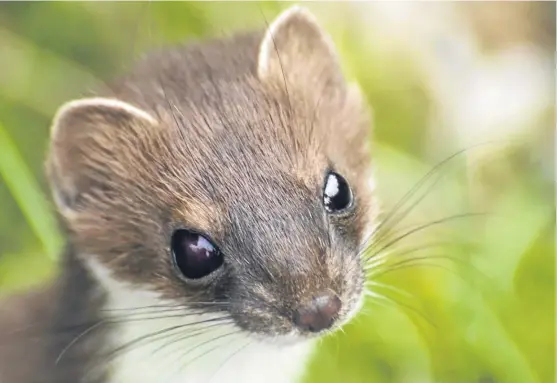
xmin=293 ymin=292 xmax=342 ymax=333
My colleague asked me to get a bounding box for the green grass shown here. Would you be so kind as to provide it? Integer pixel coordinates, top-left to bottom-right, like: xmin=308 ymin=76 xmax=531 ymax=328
xmin=0 ymin=121 xmax=62 ymax=260
xmin=0 ymin=3 xmax=553 ymax=382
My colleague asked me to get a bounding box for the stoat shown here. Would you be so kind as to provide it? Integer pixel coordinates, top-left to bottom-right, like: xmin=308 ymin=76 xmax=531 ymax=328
xmin=0 ymin=6 xmax=375 ymax=383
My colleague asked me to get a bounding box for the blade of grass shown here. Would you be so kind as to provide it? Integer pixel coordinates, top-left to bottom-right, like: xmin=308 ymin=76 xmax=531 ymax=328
xmin=453 ymin=281 xmax=541 ymax=383
xmin=0 ymin=120 xmax=61 ymax=260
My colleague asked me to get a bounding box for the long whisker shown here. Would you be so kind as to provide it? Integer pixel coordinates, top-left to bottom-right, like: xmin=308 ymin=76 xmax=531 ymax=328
xmin=101 ymin=302 xmax=221 ymax=310
xmin=150 ymin=321 xmax=231 ymax=359
xmin=56 ymin=311 xmax=222 ymax=365
xmin=359 ymin=140 xmax=505 ymax=255
xmin=360 ymin=147 xmax=469 ymax=253
xmin=363 ymin=239 xmax=476 ymax=272
xmin=364 ymin=242 xmax=455 ymax=270
xmin=99 ymin=316 xmax=232 ymax=364
xmin=105 ymin=312 xmax=224 ymax=325
xmin=369 ymin=259 xmax=457 ymax=280
xmin=363 ymin=210 xmax=485 ymax=261
xmin=81 ymin=317 xmax=232 ymax=382
xmin=363 ymin=159 xmax=447 ymax=254
xmin=170 ymin=331 xmax=241 ymax=379
xmin=55 ymin=320 xmax=106 ymax=365
xmin=258 ymin=7 xmax=293 ymax=117
xmin=364 ymin=280 xmax=414 ymax=300
xmin=17 ymin=307 xmax=226 ymax=344
xmin=101 ymin=301 xmax=229 ymax=314
xmin=364 ymin=289 xmax=435 ymax=327
xmin=208 ymin=339 xmax=253 ymax=383
xmin=362 ymin=213 xmax=487 ymax=263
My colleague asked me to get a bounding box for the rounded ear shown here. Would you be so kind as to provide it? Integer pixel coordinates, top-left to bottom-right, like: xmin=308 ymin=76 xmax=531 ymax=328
xmin=257 ymin=6 xmax=345 ymax=91
xmin=47 ymin=98 xmax=157 ymax=216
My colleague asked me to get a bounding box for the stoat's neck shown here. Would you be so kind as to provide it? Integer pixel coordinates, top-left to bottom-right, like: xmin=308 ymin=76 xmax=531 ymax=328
xmin=40 ymin=247 xmax=109 ymax=383
xmin=73 ymin=255 xmax=316 ymax=383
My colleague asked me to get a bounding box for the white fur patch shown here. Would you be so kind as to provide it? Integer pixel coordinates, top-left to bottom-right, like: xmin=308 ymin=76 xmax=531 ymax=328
xmin=83 ymin=257 xmax=314 ymax=383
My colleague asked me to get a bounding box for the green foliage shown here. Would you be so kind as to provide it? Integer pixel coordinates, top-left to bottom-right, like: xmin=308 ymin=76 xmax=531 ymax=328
xmin=0 ymin=3 xmax=553 ymax=382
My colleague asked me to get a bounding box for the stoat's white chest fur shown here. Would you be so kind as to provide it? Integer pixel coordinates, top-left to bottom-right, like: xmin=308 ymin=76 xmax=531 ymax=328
xmin=86 ymin=258 xmax=315 ymax=383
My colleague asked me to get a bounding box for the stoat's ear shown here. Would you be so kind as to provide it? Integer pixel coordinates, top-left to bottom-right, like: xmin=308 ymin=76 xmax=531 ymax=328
xmin=257 ymin=6 xmax=345 ymax=91
xmin=47 ymin=98 xmax=157 ymax=216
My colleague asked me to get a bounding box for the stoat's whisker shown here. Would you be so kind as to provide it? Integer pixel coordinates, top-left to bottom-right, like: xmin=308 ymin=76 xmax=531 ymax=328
xmin=363 ymin=241 xmax=468 ymax=267
xmin=363 ymin=257 xmax=390 ymax=273
xmin=367 ymin=252 xmax=482 ymax=280
xmin=101 ymin=312 xmax=223 ymax=324
xmin=358 ymin=148 xmax=460 ymax=254
xmin=368 ymin=258 xmax=455 ymax=280
xmin=60 ymin=315 xmax=232 ymax=366
xmin=361 ymin=141 xmax=499 ymax=256
xmin=26 ymin=310 xmax=229 ymax=344
xmin=101 ymin=307 xmax=228 ymax=320
xmin=150 ymin=321 xmax=231 ymax=358
xmin=362 ymin=241 xmax=468 ymax=274
xmin=81 ymin=317 xmax=233 ymax=382
xmin=179 ymin=331 xmax=241 ymax=368
xmin=363 ymin=169 xmax=446 ymax=255
xmin=363 ymin=248 xmax=397 ymax=270
xmin=369 ymin=253 xmax=493 ymax=289
xmin=364 ymin=280 xmax=413 ymax=299
xmin=166 ymin=331 xmax=242 ymax=381
xmin=56 ymin=320 xmax=106 ymax=365
xmin=101 ymin=301 xmax=230 ymax=313
xmin=101 ymin=316 xmax=233 ymax=364
xmin=208 ymin=339 xmax=254 ymax=383
xmin=363 ymin=289 xmax=395 ymax=309
xmin=363 ymin=289 xmax=435 ymax=327
xmin=361 ymin=212 xmax=486 ymax=264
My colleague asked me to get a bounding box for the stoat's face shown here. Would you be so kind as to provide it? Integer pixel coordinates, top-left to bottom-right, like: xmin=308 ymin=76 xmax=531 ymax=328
xmin=47 ymin=7 xmax=374 ymax=341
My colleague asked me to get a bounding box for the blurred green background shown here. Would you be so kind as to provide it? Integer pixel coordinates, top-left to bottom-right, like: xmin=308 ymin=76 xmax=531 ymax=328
xmin=0 ymin=2 xmax=554 ymax=383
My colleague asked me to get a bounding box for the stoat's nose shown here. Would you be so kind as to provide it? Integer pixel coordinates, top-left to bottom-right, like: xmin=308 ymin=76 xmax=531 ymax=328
xmin=293 ymin=292 xmax=342 ymax=333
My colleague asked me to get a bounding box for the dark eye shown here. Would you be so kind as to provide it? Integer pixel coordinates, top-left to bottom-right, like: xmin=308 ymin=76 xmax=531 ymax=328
xmin=323 ymin=171 xmax=353 ymax=213
xmin=171 ymin=230 xmax=224 ymax=280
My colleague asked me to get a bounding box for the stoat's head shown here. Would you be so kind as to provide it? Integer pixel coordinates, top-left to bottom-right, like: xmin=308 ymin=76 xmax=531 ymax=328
xmin=46 ymin=6 xmax=375 ymax=342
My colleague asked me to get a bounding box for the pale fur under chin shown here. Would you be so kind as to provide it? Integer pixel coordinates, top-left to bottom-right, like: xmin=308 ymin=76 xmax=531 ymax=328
xmin=84 ymin=257 xmax=315 ymax=383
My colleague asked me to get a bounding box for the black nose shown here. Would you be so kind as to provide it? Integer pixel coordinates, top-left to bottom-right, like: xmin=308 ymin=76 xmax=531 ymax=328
xmin=293 ymin=292 xmax=342 ymax=333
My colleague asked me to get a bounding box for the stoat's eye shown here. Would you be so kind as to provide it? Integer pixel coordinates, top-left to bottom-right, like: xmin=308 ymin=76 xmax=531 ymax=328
xmin=171 ymin=230 xmax=223 ymax=280
xmin=323 ymin=171 xmax=353 ymax=213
